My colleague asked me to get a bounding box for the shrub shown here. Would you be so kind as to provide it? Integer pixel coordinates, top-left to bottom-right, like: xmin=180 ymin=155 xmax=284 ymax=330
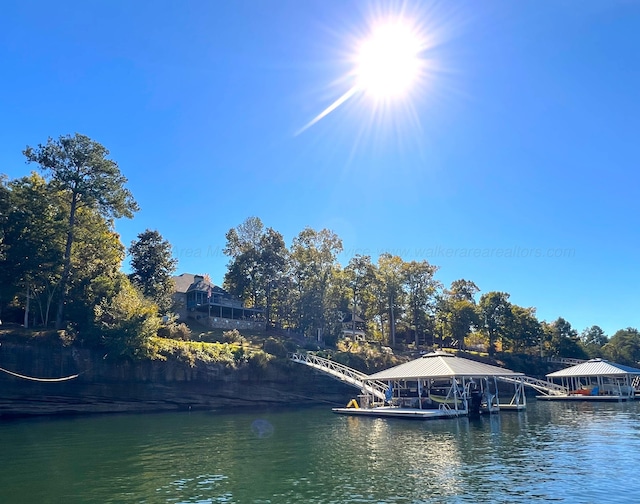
xmin=57 ymin=328 xmax=76 ymax=346
xmin=303 ymin=341 xmax=320 ymax=351
xmin=222 ymin=329 xmax=246 ymax=345
xmin=284 ymin=340 xmax=299 ymax=353
xmin=247 ymin=350 xmax=273 ymax=377
xmin=333 ymin=352 xmax=368 ymax=373
xmin=150 ymin=337 xmax=238 ymax=367
xmin=263 ymin=337 xmax=288 ymax=358
xmin=157 ymin=322 xmax=192 ymax=341
xmin=94 ymin=279 xmax=161 ymax=358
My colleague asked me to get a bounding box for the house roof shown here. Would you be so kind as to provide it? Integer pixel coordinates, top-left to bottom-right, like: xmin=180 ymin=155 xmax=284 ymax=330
xmin=172 ymin=273 xmax=228 ymax=295
xmin=547 ymin=359 xmax=640 ymax=378
xmin=173 ymin=273 xmax=197 ymax=293
xmin=342 ymin=314 xmax=365 ymax=323
xmin=367 ymin=351 xmax=523 ymax=381
xmin=187 ymin=281 xmax=227 ymax=295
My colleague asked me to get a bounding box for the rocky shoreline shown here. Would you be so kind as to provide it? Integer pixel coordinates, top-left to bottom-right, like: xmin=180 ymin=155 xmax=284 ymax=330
xmin=0 ymin=341 xmax=352 ymax=418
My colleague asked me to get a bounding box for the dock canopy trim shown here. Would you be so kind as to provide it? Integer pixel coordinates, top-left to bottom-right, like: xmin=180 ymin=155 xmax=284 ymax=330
xmin=367 ymin=351 xmax=524 ymax=381
xmin=546 ymin=358 xmax=640 ymax=378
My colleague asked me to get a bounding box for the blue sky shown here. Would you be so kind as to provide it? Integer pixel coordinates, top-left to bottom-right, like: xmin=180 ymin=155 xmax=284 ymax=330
xmin=1 ymin=0 xmax=639 ymax=336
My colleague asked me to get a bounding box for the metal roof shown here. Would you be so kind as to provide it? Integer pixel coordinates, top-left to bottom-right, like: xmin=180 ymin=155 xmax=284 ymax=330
xmin=367 ymin=351 xmax=523 ymax=381
xmin=547 ymin=359 xmax=640 ymax=378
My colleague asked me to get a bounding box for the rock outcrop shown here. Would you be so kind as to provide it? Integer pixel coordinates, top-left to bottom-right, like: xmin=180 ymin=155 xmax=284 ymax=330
xmin=0 ymin=341 xmax=353 ymax=418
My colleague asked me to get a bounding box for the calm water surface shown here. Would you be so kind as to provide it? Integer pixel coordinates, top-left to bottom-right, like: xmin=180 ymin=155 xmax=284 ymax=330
xmin=2 ymin=400 xmax=640 ymax=503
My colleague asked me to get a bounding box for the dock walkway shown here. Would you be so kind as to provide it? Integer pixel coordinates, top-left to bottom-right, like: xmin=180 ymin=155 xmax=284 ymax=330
xmin=289 ymin=352 xmax=567 ymax=398
xmin=288 ymin=352 xmax=388 ymax=401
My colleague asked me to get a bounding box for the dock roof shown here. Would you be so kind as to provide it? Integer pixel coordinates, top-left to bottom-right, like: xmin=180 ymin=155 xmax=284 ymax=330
xmin=547 ymin=358 xmax=640 ymax=378
xmin=367 ymin=351 xmax=523 ymax=381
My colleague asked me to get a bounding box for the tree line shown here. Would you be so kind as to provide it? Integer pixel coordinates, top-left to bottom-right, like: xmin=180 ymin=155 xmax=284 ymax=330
xmin=0 ymin=134 xmax=176 ymax=357
xmin=221 ymin=217 xmax=639 ymax=364
xmin=2 ymin=133 xmax=639 ymax=365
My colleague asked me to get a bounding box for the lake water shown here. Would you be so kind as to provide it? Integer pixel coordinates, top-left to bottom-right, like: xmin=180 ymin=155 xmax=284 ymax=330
xmin=2 ymin=400 xmax=640 ymax=503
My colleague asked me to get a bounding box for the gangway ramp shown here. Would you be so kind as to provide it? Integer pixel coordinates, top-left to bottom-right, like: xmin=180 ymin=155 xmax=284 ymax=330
xmin=290 ymin=352 xmax=565 ymax=399
xmin=547 ymin=357 xmax=586 ymax=366
xmin=499 ymin=375 xmax=568 ymax=396
xmin=289 ymin=352 xmax=388 ymax=401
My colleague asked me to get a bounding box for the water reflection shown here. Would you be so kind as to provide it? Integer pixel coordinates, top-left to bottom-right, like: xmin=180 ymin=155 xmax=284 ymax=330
xmin=1 ymin=401 xmax=640 ymax=503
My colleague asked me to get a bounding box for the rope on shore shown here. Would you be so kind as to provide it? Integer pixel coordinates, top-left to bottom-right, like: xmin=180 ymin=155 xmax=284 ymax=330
xmin=0 ymin=366 xmax=80 ymax=382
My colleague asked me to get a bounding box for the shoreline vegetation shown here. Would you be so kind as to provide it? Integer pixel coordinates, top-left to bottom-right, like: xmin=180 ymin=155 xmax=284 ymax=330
xmin=1 ymin=321 xmax=556 ymax=419
xmin=0 ymin=321 xmax=403 ymax=418
xmin=2 ymin=133 xmax=640 ymax=416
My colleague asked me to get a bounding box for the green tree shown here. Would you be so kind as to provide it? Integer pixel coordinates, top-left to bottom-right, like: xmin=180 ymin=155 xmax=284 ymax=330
xmin=602 ymin=328 xmax=640 ymax=366
xmin=129 ymin=229 xmax=178 ymax=313
xmin=436 ymin=280 xmax=479 ymax=350
xmin=0 ymin=174 xmax=8 ymax=260
xmin=580 ymin=325 xmax=608 ymax=358
xmin=223 ymin=216 xmax=264 ymax=258
xmin=224 ymin=250 xmax=259 ymax=305
xmin=0 ymin=175 xmax=10 ymax=319
xmin=223 ymin=216 xmax=265 ymax=307
xmin=506 ymin=305 xmax=543 ymax=353
xmin=442 ymin=297 xmax=480 ymax=350
xmin=256 ymin=227 xmax=288 ymax=326
xmin=545 ymin=317 xmax=586 ymax=358
xmin=344 ymin=254 xmax=376 ymax=338
xmin=289 ymin=227 xmax=342 ymax=341
xmin=376 ymin=253 xmax=405 ymax=346
xmin=402 ymin=260 xmax=439 ymax=347
xmin=449 ymin=279 xmax=480 ymax=303
xmin=65 ymin=206 xmax=127 ymax=333
xmin=24 ymin=133 xmax=139 ymax=328
xmin=223 ymin=218 xmax=288 ymax=325
xmin=478 ymin=291 xmax=513 ymax=356
xmin=0 ymin=173 xmax=65 ymax=327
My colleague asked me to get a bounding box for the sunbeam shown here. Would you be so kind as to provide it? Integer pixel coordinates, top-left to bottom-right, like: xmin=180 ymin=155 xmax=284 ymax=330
xmin=296 ymin=85 xmax=359 ymax=136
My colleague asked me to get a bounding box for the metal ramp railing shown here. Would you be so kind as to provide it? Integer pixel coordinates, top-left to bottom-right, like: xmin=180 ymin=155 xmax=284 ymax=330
xmin=546 ymin=357 xmax=586 ymax=366
xmin=499 ymin=375 xmax=568 ymax=396
xmin=289 ymin=352 xmax=388 ymax=401
xmin=290 ymin=352 xmax=567 ymax=399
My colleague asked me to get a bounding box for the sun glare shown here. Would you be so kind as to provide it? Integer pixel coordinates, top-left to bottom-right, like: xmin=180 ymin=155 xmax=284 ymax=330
xmin=354 ymin=21 xmax=423 ymax=101
xmin=297 ymin=6 xmax=448 ymax=137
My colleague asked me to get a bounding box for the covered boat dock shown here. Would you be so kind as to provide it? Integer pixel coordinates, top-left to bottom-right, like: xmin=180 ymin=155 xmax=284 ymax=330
xmin=537 ymin=358 xmax=640 ymax=401
xmin=332 ymin=351 xmax=526 ymax=420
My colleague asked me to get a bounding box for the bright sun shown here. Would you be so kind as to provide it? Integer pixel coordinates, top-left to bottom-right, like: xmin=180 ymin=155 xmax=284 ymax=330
xmin=354 ymin=21 xmax=424 ymax=101
xmin=297 ymin=13 xmax=437 ymax=135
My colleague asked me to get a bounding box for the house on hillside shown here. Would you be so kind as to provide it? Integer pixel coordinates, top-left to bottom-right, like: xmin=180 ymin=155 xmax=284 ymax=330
xmin=342 ymin=313 xmax=366 ymax=341
xmin=173 ymin=273 xmax=265 ymax=331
